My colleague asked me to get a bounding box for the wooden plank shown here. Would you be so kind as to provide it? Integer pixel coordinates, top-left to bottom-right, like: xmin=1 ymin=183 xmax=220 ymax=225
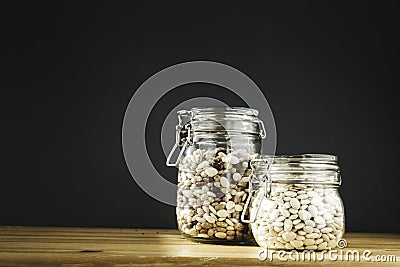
xmin=0 ymin=226 xmax=399 ymax=266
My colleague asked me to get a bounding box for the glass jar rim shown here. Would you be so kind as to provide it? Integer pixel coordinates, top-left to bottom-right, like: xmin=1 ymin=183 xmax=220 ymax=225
xmin=258 ymin=153 xmax=337 ymax=163
xmin=251 ymin=154 xmax=341 ymax=185
xmin=184 ymin=107 xmax=259 ymax=116
xmin=177 ymin=106 xmax=264 ymax=136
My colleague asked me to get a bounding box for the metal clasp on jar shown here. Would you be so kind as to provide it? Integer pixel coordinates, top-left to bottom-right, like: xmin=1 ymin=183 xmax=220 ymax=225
xmin=241 ymin=157 xmax=272 ymax=223
xmin=166 ymin=110 xmax=193 ymax=167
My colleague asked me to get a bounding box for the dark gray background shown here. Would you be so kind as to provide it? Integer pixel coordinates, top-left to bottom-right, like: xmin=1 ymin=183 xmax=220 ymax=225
xmin=1 ymin=1 xmax=399 ymax=233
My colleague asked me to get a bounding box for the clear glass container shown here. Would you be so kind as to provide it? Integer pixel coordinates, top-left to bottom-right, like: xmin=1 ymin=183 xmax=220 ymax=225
xmin=166 ymin=107 xmax=266 ymax=244
xmin=248 ymin=154 xmax=345 ymax=250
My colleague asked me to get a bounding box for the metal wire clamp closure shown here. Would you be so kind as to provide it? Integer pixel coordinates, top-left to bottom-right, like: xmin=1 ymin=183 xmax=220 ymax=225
xmin=241 ymin=157 xmax=271 ymax=223
xmin=166 ymin=111 xmax=193 ymax=167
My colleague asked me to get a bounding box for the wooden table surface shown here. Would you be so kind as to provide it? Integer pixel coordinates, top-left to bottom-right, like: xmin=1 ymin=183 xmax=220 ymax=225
xmin=0 ymin=226 xmax=399 ymax=266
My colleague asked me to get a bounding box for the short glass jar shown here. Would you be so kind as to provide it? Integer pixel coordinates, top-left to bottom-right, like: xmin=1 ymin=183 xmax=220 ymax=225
xmin=166 ymin=107 xmax=266 ymax=244
xmin=248 ymin=154 xmax=345 ymax=250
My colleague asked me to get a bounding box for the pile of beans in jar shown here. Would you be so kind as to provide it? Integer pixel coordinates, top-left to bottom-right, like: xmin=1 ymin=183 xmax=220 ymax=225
xmin=176 ymin=147 xmax=257 ymax=241
xmin=251 ymin=184 xmax=345 ymax=250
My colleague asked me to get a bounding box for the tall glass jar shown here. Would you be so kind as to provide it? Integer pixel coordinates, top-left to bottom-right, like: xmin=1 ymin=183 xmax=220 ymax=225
xmin=248 ymin=154 xmax=345 ymax=250
xmin=166 ymin=107 xmax=266 ymax=244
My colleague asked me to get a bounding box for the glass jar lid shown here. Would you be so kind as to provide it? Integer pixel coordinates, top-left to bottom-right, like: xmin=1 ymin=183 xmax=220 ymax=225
xmin=166 ymin=107 xmax=266 ymax=167
xmin=251 ymin=154 xmax=341 ymax=185
xmin=178 ymin=107 xmax=265 ymax=136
